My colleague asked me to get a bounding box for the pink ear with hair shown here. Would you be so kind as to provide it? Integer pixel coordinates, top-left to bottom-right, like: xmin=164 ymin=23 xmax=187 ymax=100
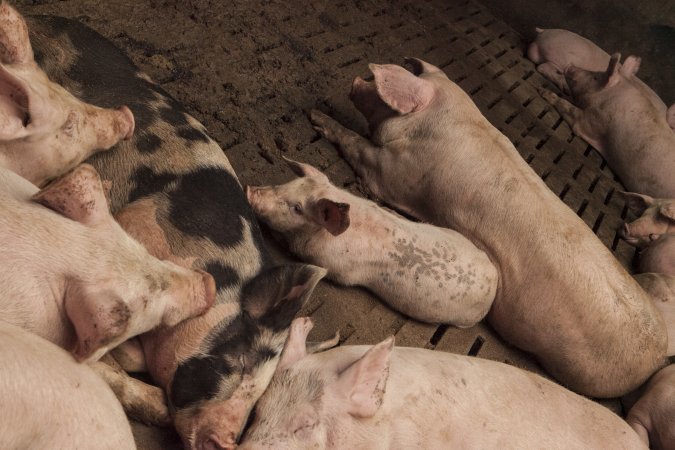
xmin=310 ymin=198 xmax=350 ymax=236
xmin=31 ymin=164 xmax=111 ymax=226
xmin=660 ymin=202 xmax=675 ymax=222
xmin=619 ymin=191 xmax=654 ymax=215
xmin=276 ymin=317 xmax=314 ymax=372
xmin=282 ymin=156 xmax=328 ymax=181
xmin=620 ymin=56 xmax=641 ymax=78
xmin=605 ymin=53 xmax=622 ymax=88
xmin=334 ymin=336 xmax=394 ymax=418
xmin=370 ymin=63 xmax=435 ymax=114
xmin=0 ymin=2 xmax=34 ymax=64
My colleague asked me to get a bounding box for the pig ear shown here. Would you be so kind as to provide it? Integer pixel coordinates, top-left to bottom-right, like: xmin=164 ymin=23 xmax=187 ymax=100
xmin=282 ymin=156 xmax=328 ymax=181
xmin=620 ymin=56 xmax=641 ymax=78
xmin=276 ymin=317 xmax=314 ymax=372
xmin=0 ymin=3 xmax=34 ymax=64
xmin=369 ymin=63 xmax=434 ymax=114
xmin=335 ymin=336 xmax=394 ymax=418
xmin=605 ymin=53 xmax=622 ymax=88
xmin=659 ymin=203 xmax=675 ymax=221
xmin=31 ymin=164 xmax=111 ymax=226
xmin=619 ymin=191 xmax=654 ymax=215
xmin=404 ymin=57 xmax=443 ymax=76
xmin=242 ymin=264 xmax=327 ymax=329
xmin=0 ymin=65 xmax=32 ymax=140
xmin=310 ymin=198 xmax=350 ymax=236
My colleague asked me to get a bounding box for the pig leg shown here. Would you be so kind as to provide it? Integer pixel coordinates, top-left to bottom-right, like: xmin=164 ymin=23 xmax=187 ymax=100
xmin=109 ymin=338 xmax=147 ymax=372
xmin=310 ymin=110 xmax=383 ymax=196
xmin=90 ymin=354 xmax=171 ymax=426
xmin=536 ymin=62 xmax=568 ymax=94
xmin=539 ymin=89 xmax=606 ymax=154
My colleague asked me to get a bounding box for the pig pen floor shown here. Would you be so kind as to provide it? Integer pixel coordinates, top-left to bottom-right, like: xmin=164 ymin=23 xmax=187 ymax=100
xmin=14 ymin=0 xmax=660 ymax=448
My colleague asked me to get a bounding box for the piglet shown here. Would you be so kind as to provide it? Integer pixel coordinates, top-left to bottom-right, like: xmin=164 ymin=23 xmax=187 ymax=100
xmin=0 ymin=3 xmax=134 ymax=186
xmin=527 ymin=28 xmax=674 ymax=129
xmin=0 ymin=320 xmax=136 ymax=450
xmin=542 ymin=54 xmax=675 ymax=198
xmin=239 ymin=317 xmax=646 ymax=450
xmin=625 ymin=363 xmax=675 ymax=450
xmin=247 ymin=158 xmax=497 ymax=326
xmin=0 ymin=163 xmax=216 ymax=362
xmin=619 ymin=192 xmax=675 ymax=276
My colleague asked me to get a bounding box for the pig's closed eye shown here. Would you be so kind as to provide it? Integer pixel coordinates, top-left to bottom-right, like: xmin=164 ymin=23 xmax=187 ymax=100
xmin=292 ymin=203 xmax=303 ymax=215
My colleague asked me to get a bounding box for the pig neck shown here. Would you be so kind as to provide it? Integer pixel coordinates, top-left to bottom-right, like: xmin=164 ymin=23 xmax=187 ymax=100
xmin=295 ymin=188 xmax=428 ymax=286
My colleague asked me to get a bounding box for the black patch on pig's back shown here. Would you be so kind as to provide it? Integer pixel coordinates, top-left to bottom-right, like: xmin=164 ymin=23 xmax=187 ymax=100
xmin=128 ymin=166 xmax=179 ymax=203
xmin=136 ymin=133 xmax=163 ymax=154
xmin=204 ymin=262 xmax=240 ymax=293
xmin=167 ymin=167 xmax=251 ymax=248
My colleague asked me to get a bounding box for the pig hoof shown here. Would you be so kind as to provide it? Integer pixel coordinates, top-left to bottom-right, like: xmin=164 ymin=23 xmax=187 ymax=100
xmin=538 ymin=88 xmax=557 ymax=103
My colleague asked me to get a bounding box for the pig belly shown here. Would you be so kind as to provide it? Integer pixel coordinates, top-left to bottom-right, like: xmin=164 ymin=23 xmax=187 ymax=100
xmin=0 ymin=321 xmax=135 ymax=450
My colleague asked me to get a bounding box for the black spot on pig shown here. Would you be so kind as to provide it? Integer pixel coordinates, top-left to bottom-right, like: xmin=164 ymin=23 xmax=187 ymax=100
xmin=203 ymin=261 xmax=240 ymax=293
xmin=128 ymin=166 xmax=179 ymax=203
xmin=167 ymin=168 xmax=253 ymax=248
xmin=136 ymin=133 xmax=163 ymax=154
xmin=171 ymin=354 xmax=235 ymax=409
xmin=177 ymin=126 xmax=210 ymax=143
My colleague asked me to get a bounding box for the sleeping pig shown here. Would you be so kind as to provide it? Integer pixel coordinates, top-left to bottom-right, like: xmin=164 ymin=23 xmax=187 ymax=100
xmin=310 ymin=58 xmax=666 ymax=397
xmin=541 ymin=54 xmax=675 ymax=198
xmin=0 ymin=163 xmax=215 ymax=362
xmin=247 ymin=157 xmax=498 ymax=326
xmin=239 ymin=317 xmax=646 ymax=450
xmin=0 ymin=320 xmax=136 ymax=450
xmin=527 ymin=27 xmax=674 ymax=129
xmin=0 ymin=3 xmax=134 ymax=186
xmin=24 ymin=6 xmax=327 ymax=447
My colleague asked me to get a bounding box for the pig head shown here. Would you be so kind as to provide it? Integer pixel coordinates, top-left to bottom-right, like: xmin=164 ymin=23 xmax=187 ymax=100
xmin=620 ymin=192 xmax=675 ymax=247
xmin=0 ymin=3 xmax=134 ymax=186
xmin=0 ymin=163 xmax=215 ymax=362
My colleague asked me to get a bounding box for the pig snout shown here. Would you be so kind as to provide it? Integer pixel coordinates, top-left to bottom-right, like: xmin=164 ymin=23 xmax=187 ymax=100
xmin=196 ymin=269 xmax=217 ymax=314
xmin=162 ymin=268 xmax=216 ymax=327
xmin=196 ymin=431 xmax=237 ymax=450
xmin=245 ymin=185 xmax=273 ymax=215
xmin=117 ymin=105 xmax=135 ymax=140
xmin=92 ymin=104 xmax=136 ymax=149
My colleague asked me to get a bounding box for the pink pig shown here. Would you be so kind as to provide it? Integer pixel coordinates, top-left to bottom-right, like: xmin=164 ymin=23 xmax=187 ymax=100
xmin=0 ymin=163 xmax=216 ymax=362
xmin=625 ymin=363 xmax=675 ymax=450
xmin=246 ymin=157 xmax=498 ymax=326
xmin=542 ymin=54 xmax=675 ymax=198
xmin=528 ymin=28 xmax=675 ymax=129
xmin=0 ymin=3 xmax=134 ymax=186
xmin=239 ymin=318 xmax=646 ymax=450
xmin=310 ymin=58 xmax=666 ymax=397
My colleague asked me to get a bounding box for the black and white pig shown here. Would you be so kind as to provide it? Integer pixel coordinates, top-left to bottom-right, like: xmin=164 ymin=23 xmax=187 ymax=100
xmin=21 ymin=6 xmax=326 ymax=450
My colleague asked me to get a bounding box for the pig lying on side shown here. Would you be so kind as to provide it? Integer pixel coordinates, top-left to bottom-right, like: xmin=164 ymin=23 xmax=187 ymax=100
xmin=310 ymin=58 xmax=667 ymax=397
xmin=26 ymin=9 xmax=328 ymax=447
xmin=527 ymin=27 xmax=675 ymax=130
xmin=620 ymin=192 xmax=675 ymax=276
xmin=541 ymin=54 xmax=675 ymax=198
xmin=0 ymin=320 xmax=136 ymax=450
xmin=0 ymin=163 xmax=215 ymax=362
xmin=0 ymin=3 xmax=134 ymax=186
xmin=239 ymin=318 xmax=646 ymax=450
xmin=626 ymin=364 xmax=675 ymax=450
xmin=247 ymin=158 xmax=498 ymax=326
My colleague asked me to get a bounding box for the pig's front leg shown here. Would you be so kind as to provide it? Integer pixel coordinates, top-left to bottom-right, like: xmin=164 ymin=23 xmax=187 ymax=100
xmin=540 ymin=88 xmax=606 ymax=155
xmin=310 ymin=110 xmax=384 ymax=196
xmin=90 ymin=354 xmax=171 ymax=426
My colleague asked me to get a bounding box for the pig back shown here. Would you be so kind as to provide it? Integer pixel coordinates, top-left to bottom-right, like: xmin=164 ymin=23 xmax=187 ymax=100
xmin=0 ymin=321 xmax=135 ymax=450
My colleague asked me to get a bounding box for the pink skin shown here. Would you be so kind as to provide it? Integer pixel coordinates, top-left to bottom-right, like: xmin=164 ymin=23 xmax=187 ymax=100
xmin=542 ymin=54 xmax=675 ymax=198
xmin=528 ymin=27 xmax=674 ymax=129
xmin=309 ymin=58 xmax=666 ymax=398
xmin=239 ymin=318 xmax=646 ymax=450
xmin=634 ymin=273 xmax=675 ymax=356
xmin=0 ymin=321 xmax=136 ymax=450
xmin=626 ymin=364 xmax=675 ymax=450
xmin=246 ymin=157 xmax=498 ymax=326
xmin=0 ymin=3 xmax=135 ymax=186
xmin=620 ymin=192 xmax=675 ymax=248
xmin=640 ymin=235 xmax=675 ymax=277
xmin=0 ymin=163 xmax=215 ymax=362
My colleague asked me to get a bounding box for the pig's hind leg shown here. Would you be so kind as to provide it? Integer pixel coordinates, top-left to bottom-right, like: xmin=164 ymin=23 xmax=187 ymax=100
xmin=310 ymin=110 xmax=384 ymax=196
xmin=90 ymin=354 xmax=172 ymax=426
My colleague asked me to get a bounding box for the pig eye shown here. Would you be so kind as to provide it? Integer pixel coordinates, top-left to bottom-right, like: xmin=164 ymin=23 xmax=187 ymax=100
xmin=292 ymin=203 xmax=303 ymax=215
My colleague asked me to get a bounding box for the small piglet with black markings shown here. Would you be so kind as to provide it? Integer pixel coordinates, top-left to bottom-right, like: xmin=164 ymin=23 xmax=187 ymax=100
xmin=239 ymin=317 xmax=646 ymax=450
xmin=247 ymin=158 xmax=497 ymax=326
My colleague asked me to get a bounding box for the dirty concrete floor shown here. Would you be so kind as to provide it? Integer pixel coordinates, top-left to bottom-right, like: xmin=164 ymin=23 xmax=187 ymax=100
xmin=13 ymin=0 xmax=672 ymax=449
